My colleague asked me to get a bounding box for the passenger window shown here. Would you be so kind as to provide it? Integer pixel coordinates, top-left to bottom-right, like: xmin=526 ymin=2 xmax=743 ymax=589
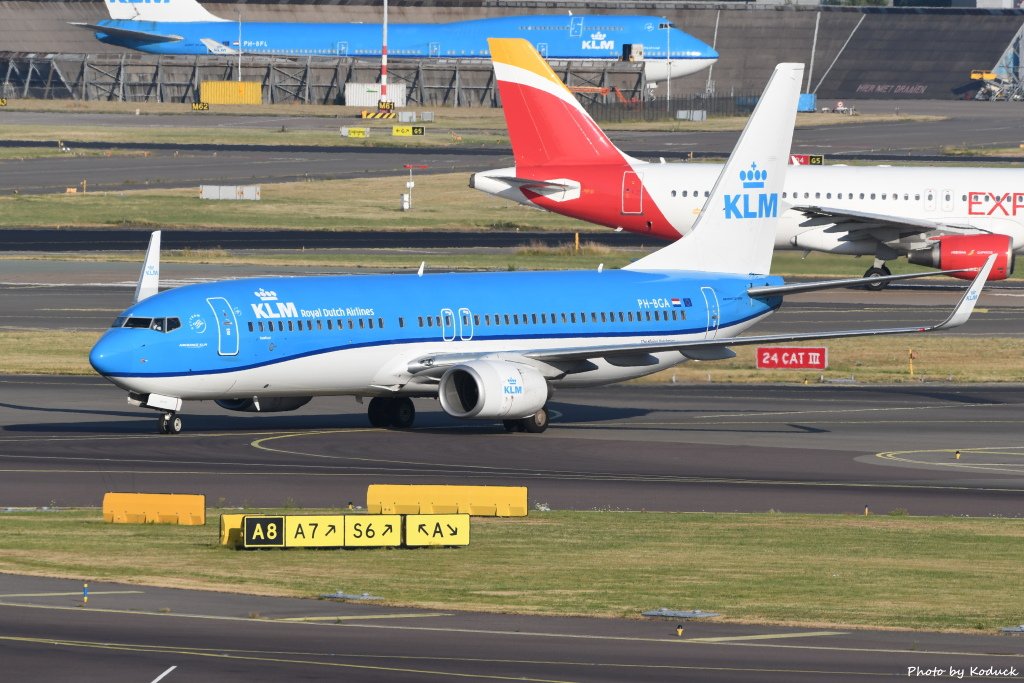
xmin=859 ymin=193 xmax=865 ymax=200
xmin=359 ymin=319 xmax=365 ymax=329
xmin=368 ymin=318 xmax=375 ymax=329
xmin=445 ymin=314 xmax=453 ymax=326
xmin=671 ymin=190 xmax=677 ymax=198
xmin=347 ymin=319 xmax=354 ymax=330
xmin=258 ymin=321 xmax=265 ymax=332
xmin=561 ymin=313 xmax=567 ymax=323
xmin=326 ymin=319 xmax=333 ymax=330
xmin=485 ymin=314 xmax=491 ymax=325
xmin=435 ymin=316 xmax=442 ymax=327
xmin=645 ymin=311 xmax=652 ymax=321
xmin=316 ymin=320 xmax=323 ymax=331
xmin=399 ymin=317 xmax=405 ymax=328
xmin=504 ymin=314 xmax=511 ymax=325
xmin=815 ymin=192 xmax=820 ymax=199
xmin=826 ymin=193 xmax=831 ymax=199
xmin=288 ymin=320 xmax=294 ymax=331
xmin=513 ymin=314 xmax=519 ymax=324
xmin=618 ymin=312 xmax=624 ymax=322
xmin=601 ymin=312 xmax=607 ymax=322
xmin=307 ymin=320 xmax=313 ymax=331
xmin=247 ymin=322 xmax=253 ymax=332
xmin=591 ymin=312 xmax=598 ymax=322
xmin=426 ymin=317 xmax=433 ymax=328
xmin=570 ymin=313 xmax=577 ymax=323
xmin=474 ymin=315 xmax=480 ymax=325
xmin=627 ymin=312 xmax=634 ymax=322
xmin=671 ymin=310 xmax=678 ymax=321
xmin=532 ymin=313 xmax=538 ymax=324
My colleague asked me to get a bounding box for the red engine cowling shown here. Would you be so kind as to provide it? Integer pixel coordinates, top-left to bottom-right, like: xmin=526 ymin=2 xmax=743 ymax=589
xmin=907 ymin=234 xmax=1013 ymax=281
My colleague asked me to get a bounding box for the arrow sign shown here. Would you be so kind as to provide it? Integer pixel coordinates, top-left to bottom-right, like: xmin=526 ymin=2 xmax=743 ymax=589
xmin=327 ymin=525 xmax=336 ymax=535
xmin=405 ymin=514 xmax=470 ymax=547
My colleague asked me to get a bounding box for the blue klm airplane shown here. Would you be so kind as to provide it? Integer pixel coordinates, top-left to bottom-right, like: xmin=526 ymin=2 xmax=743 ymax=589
xmin=89 ymin=54 xmax=992 ymax=435
xmin=74 ymin=0 xmax=717 ymax=80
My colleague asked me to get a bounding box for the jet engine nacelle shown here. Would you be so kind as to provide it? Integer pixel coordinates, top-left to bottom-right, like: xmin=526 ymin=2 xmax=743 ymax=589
xmin=214 ymin=397 xmax=313 ymax=413
xmin=438 ymin=360 xmax=548 ymax=420
xmin=907 ymin=234 xmax=1013 ymax=281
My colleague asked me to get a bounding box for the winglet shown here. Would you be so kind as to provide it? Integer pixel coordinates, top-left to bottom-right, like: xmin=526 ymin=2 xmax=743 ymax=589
xmin=134 ymin=231 xmax=161 ymax=304
xmin=932 ymin=254 xmax=995 ymax=330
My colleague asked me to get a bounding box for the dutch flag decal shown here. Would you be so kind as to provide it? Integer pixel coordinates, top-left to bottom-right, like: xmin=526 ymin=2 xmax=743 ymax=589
xmin=671 ymin=298 xmax=682 ymax=307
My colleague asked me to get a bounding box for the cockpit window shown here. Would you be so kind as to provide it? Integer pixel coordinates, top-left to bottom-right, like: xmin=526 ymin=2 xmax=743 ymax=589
xmin=114 ymin=316 xmax=180 ymax=333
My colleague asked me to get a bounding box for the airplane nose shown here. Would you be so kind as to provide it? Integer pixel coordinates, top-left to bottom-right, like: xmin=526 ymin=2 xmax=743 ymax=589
xmin=89 ymin=330 xmax=143 ymax=377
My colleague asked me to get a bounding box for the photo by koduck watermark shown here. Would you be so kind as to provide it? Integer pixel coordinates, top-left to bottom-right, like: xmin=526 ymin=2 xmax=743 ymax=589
xmin=907 ymin=666 xmax=1019 ymax=678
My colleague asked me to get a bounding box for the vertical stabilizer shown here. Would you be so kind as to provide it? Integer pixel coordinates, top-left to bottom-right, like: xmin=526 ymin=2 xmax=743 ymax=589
xmin=134 ymin=231 xmax=161 ymax=304
xmin=106 ymin=0 xmax=226 ymax=23
xmin=624 ymin=63 xmax=803 ymax=275
xmin=488 ymin=38 xmax=627 ymax=168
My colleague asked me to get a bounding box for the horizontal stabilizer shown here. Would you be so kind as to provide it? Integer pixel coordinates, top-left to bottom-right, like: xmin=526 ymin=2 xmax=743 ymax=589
xmin=69 ymin=23 xmax=182 ymax=43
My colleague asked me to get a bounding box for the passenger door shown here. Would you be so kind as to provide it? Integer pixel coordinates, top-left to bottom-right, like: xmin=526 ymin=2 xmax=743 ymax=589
xmin=206 ymin=297 xmax=239 ymax=356
xmin=701 ymin=287 xmax=720 ymax=340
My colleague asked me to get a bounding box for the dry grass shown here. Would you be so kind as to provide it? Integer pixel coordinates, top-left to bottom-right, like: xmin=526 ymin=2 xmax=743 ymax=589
xmin=0 ymin=509 xmax=1020 ymax=631
xmin=0 ymin=329 xmax=101 ymax=374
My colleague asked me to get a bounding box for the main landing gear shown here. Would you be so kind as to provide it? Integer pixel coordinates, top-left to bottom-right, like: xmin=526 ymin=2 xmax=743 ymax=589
xmin=367 ymin=397 xmax=416 ymax=429
xmin=503 ymin=406 xmax=550 ymax=434
xmin=863 ymin=262 xmax=892 ymax=291
xmin=158 ymin=412 xmax=182 ymax=435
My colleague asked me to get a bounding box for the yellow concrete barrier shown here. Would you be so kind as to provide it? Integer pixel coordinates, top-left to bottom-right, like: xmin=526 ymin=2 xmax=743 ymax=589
xmin=367 ymin=485 xmax=527 ymax=517
xmin=102 ymin=493 xmax=205 ymax=525
xmin=220 ymin=513 xmax=245 ymax=547
xmin=199 ymin=81 xmax=262 ymax=105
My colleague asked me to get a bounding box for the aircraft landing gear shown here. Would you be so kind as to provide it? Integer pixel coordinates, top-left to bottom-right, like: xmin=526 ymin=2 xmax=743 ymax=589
xmin=367 ymin=397 xmax=416 ymax=429
xmin=502 ymin=406 xmax=550 ymax=434
xmin=158 ymin=412 xmax=182 ymax=435
xmin=863 ymin=262 xmax=892 ymax=291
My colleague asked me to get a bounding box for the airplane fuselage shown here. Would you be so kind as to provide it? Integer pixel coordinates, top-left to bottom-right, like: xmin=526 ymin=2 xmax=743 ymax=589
xmin=474 ymin=163 xmax=1024 ymax=254
xmin=91 ymin=15 xmax=717 ymax=79
xmin=90 ymin=269 xmax=780 ymax=401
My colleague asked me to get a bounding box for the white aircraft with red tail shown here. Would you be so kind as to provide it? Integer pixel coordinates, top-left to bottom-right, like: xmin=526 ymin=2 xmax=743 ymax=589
xmin=471 ymin=40 xmax=1022 ymax=289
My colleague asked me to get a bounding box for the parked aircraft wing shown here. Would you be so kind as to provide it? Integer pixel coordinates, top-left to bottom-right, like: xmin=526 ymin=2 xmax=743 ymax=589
xmin=69 ymin=23 xmax=183 ymax=43
xmin=792 ymin=204 xmax=978 ymax=235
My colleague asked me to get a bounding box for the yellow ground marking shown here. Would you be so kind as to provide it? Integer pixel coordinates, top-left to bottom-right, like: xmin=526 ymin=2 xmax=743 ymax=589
xmin=876 ymin=446 xmax=1024 ymax=475
xmin=0 ymin=635 xmax=908 ymax=680
xmin=0 ymin=590 xmax=143 ymax=598
xmin=0 ymin=602 xmax=1019 ymax=660
xmin=685 ymin=631 xmax=846 ymax=643
xmin=276 ymin=613 xmax=450 ymax=622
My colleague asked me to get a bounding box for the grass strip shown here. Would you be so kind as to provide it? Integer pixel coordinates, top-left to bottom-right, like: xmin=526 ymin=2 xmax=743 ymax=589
xmin=0 ymin=509 xmax=1019 ymax=632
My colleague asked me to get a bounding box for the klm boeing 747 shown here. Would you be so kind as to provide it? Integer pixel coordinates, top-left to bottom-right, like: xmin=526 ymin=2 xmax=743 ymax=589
xmin=89 ymin=43 xmax=992 ymax=435
xmin=74 ymin=0 xmax=717 ymax=80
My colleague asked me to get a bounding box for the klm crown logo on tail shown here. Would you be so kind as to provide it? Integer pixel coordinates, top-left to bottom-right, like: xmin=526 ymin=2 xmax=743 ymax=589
xmin=724 ymin=162 xmax=778 ymax=220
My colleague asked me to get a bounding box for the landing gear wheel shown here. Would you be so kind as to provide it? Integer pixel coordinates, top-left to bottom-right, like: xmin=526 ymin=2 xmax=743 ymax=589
xmin=390 ymin=397 xmax=415 ymax=429
xmin=520 ymin=406 xmax=549 ymax=434
xmin=502 ymin=420 xmax=520 ymax=433
xmin=863 ymin=267 xmax=889 ymax=291
xmin=880 ymin=265 xmax=892 ymax=276
xmin=159 ymin=413 xmax=182 ymax=435
xmin=367 ymin=397 xmax=389 ymax=428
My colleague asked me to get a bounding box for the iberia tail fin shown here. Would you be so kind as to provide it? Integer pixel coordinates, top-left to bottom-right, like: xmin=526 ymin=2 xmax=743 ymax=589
xmin=488 ymin=38 xmax=629 ymax=168
xmin=625 ymin=63 xmax=804 ymax=275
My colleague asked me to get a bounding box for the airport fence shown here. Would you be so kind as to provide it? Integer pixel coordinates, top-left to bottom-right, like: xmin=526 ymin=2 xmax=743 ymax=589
xmin=583 ymin=93 xmax=760 ymax=123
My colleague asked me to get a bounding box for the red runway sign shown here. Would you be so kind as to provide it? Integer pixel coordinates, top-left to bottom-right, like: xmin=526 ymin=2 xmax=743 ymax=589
xmin=757 ymin=346 xmax=828 ymax=369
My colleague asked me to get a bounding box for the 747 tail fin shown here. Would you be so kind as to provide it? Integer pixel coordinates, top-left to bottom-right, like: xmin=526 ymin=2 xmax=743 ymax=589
xmin=106 ymin=0 xmax=225 ymax=23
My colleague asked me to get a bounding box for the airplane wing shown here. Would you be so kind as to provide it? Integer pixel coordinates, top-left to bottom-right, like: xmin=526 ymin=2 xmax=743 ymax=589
xmin=407 ymin=255 xmax=994 ymax=378
xmin=792 ymin=204 xmax=980 ymax=236
xmin=68 ymin=23 xmax=183 ymax=44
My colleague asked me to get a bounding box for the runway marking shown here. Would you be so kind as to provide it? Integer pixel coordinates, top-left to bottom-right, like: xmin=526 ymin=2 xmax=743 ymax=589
xmin=0 ymin=635 xmax=909 ymax=681
xmin=276 ymin=613 xmax=450 ymax=622
xmin=0 ymin=590 xmax=144 ymax=598
xmin=685 ymin=631 xmax=845 ymax=643
xmin=150 ymin=666 xmax=177 ymax=683
xmin=0 ymin=602 xmax=1020 ymax=660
